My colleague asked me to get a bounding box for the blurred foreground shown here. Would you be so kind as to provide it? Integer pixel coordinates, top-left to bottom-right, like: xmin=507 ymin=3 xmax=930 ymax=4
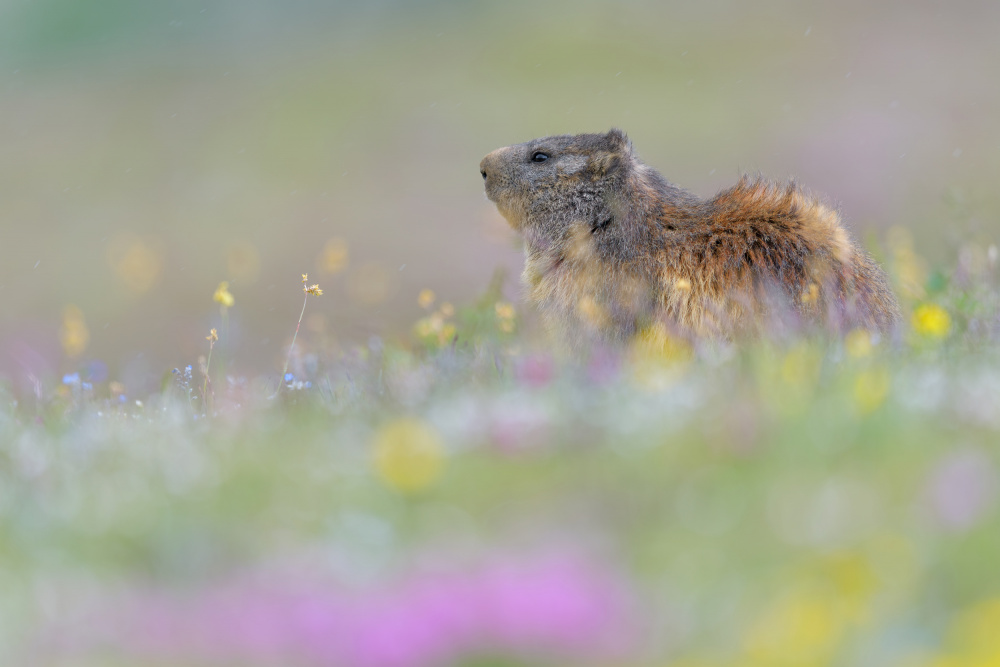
xmin=3 ymin=247 xmax=1000 ymax=665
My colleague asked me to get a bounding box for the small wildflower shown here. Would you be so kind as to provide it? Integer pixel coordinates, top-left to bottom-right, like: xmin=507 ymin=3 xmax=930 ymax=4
xmin=853 ymin=366 xmax=891 ymax=414
xmin=107 ymin=234 xmax=164 ymax=295
xmin=781 ymin=343 xmax=822 ymax=388
xmin=304 ymin=284 xmax=324 ymax=296
xmin=495 ymin=301 xmax=516 ymax=320
xmin=213 ymin=281 xmax=234 ymax=308
xmin=60 ymin=305 xmax=90 ymax=358
xmin=414 ymin=318 xmax=437 ymax=338
xmin=912 ymin=303 xmax=951 ymax=338
xmin=373 ymin=418 xmax=446 ymax=493
xmin=418 ymin=288 xmax=436 ymax=309
xmin=844 ymin=328 xmax=874 ymax=359
xmin=439 ymin=302 xmax=454 ymax=317
xmin=206 ymin=328 xmax=218 ymax=343
xmin=301 ymin=273 xmax=309 ymax=284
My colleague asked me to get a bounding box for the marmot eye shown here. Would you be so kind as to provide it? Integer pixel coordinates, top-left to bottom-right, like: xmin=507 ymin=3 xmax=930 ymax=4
xmin=531 ymin=151 xmax=549 ymax=163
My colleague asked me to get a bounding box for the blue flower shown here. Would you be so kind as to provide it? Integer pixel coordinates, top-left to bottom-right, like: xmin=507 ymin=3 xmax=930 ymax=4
xmin=284 ymin=373 xmax=294 ymax=382
xmin=62 ymin=373 xmax=80 ymax=385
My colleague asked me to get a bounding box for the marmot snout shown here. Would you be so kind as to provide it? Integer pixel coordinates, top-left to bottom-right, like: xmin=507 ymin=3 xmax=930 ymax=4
xmin=480 ymin=129 xmax=900 ymax=344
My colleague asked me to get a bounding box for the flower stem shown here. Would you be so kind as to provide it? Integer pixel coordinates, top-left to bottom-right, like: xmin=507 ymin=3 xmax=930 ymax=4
xmin=202 ymin=341 xmax=214 ymax=411
xmin=281 ymin=293 xmax=309 ymax=387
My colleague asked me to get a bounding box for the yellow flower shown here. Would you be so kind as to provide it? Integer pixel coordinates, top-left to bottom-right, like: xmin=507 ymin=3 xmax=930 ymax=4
xmin=438 ymin=322 xmax=457 ymax=344
xmin=373 ymin=419 xmax=445 ymax=493
xmin=418 ymin=289 xmax=436 ymax=309
xmin=439 ymin=302 xmax=455 ymax=318
xmin=844 ymin=328 xmax=874 ymax=358
xmin=853 ymin=367 xmax=890 ymax=414
xmin=213 ymin=281 xmax=235 ymax=308
xmin=912 ymin=303 xmax=951 ymax=338
xmin=675 ymin=277 xmax=692 ymax=291
xmin=781 ymin=342 xmax=822 ymax=388
xmin=495 ymin=301 xmax=516 ymax=320
xmin=107 ymin=234 xmax=163 ymax=295
xmin=304 ymin=284 xmax=323 ymax=296
xmin=206 ymin=328 xmax=218 ymax=343
xmin=743 ymin=590 xmax=844 ymax=665
xmin=60 ymin=305 xmax=89 ymax=358
xmin=301 ymin=273 xmax=309 ymax=284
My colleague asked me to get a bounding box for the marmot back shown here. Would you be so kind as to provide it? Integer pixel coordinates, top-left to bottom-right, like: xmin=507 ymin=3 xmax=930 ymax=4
xmin=479 ymin=129 xmax=900 ymax=344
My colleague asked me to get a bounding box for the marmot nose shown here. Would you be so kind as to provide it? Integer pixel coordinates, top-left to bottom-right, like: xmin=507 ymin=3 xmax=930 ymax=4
xmin=480 ymin=169 xmax=488 ymax=181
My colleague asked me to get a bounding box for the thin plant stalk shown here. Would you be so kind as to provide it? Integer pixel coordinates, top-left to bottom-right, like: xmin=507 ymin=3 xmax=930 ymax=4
xmin=281 ymin=292 xmax=309 ymax=384
xmin=279 ymin=275 xmax=323 ymax=393
xmin=202 ymin=328 xmax=218 ymax=411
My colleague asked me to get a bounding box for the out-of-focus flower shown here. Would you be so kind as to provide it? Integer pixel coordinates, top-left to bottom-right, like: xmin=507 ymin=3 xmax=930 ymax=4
xmin=928 ymin=449 xmax=997 ymax=531
xmin=495 ymin=301 xmax=515 ymax=320
xmin=845 ymin=328 xmax=874 ymax=358
xmin=853 ymin=366 xmax=890 ymax=414
xmin=107 ymin=233 xmax=164 ymax=295
xmin=912 ymin=303 xmax=951 ymax=338
xmin=515 ymin=354 xmax=555 ymax=388
xmin=88 ymin=556 xmax=632 ymax=667
xmin=780 ymin=342 xmax=821 ymax=388
xmin=317 ymin=237 xmax=349 ymax=274
xmin=373 ymin=418 xmax=445 ymax=493
xmin=629 ymin=323 xmax=691 ymax=390
xmin=932 ymin=598 xmax=1000 ymax=666
xmin=439 ymin=302 xmax=454 ymax=318
xmin=206 ymin=328 xmax=219 ymax=343
xmin=495 ymin=301 xmax=516 ymax=333
xmin=60 ymin=305 xmax=89 ymax=358
xmin=417 ymin=289 xmax=435 ymax=309
xmin=213 ymin=281 xmax=235 ymax=308
xmin=743 ymin=589 xmax=845 ymax=666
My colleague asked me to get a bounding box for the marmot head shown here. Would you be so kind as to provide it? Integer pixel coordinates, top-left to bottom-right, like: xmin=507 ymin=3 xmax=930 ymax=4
xmin=479 ymin=129 xmax=634 ymax=236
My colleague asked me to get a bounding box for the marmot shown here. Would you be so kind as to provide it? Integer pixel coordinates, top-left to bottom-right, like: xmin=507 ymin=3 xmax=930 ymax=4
xmin=479 ymin=129 xmax=900 ymax=344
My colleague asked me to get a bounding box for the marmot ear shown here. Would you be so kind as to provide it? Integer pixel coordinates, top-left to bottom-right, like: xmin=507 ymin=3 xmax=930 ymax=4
xmin=605 ymin=128 xmax=632 ymax=154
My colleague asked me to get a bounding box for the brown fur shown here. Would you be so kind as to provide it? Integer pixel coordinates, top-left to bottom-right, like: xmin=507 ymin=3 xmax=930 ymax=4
xmin=480 ymin=129 xmax=900 ymax=344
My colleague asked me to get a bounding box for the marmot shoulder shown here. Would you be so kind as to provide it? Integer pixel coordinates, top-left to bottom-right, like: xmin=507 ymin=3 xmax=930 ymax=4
xmin=479 ymin=129 xmax=900 ymax=343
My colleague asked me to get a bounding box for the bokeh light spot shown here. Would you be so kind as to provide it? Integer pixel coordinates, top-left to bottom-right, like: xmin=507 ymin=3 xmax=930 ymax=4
xmin=373 ymin=418 xmax=445 ymax=493
xmin=60 ymin=305 xmax=89 ymax=358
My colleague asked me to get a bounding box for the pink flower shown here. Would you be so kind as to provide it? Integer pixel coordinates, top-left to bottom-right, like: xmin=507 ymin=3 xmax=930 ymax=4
xmin=927 ymin=449 xmax=997 ymax=530
xmin=56 ymin=555 xmax=634 ymax=666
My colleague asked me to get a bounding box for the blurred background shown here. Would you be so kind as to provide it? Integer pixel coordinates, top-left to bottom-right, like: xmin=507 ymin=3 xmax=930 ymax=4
xmin=2 ymin=0 xmax=999 ymax=384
